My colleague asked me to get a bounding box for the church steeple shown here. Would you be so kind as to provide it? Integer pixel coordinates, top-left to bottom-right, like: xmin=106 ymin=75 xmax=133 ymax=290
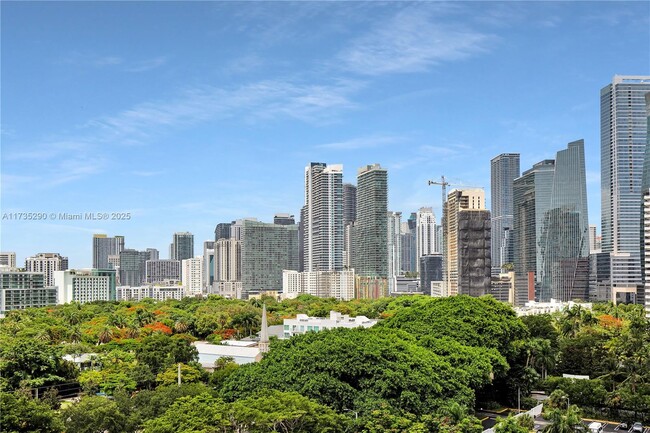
xmin=259 ymin=303 xmax=269 ymax=353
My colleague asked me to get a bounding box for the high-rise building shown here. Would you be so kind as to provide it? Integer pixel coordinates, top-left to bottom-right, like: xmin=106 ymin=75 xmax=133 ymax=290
xmin=443 ymin=189 xmax=491 ymax=297
xmin=490 ymin=153 xmax=520 ymax=275
xmin=400 ymin=219 xmax=417 ymax=275
xmin=213 ymin=238 xmax=242 ymax=298
xmin=643 ymin=92 xmax=650 ymax=315
xmin=119 ymin=249 xmax=149 ymax=287
xmin=589 ymin=252 xmax=611 ymax=302
xmin=282 ymin=270 xmax=355 ymax=300
xmin=343 ymin=183 xmax=357 ymax=226
xmin=203 ymin=241 xmax=215 ymax=289
xmin=1 ymin=271 xmax=57 ymax=317
xmin=25 ymin=253 xmax=69 ymax=287
xmin=513 ymin=141 xmax=590 ymax=304
xmin=214 ymin=223 xmax=232 ymax=242
xmin=303 ymin=163 xmax=344 ymax=272
xmin=420 ymin=254 xmax=443 ymax=296
xmin=146 ymin=248 xmax=159 ymax=261
xmin=92 ymin=234 xmax=125 ymax=269
xmin=145 ymin=259 xmax=181 ymax=284
xmin=513 ymin=160 xmax=556 ymax=306
xmin=54 ymin=269 xmax=117 ymax=304
xmin=353 ymin=164 xmax=388 ymax=279
xmin=416 ymin=207 xmax=436 ymax=272
xmin=601 ymin=75 xmax=650 ymax=303
xmin=273 ymin=213 xmax=295 ymax=225
xmin=0 ymin=252 xmax=16 ymax=269
xmin=182 ymin=257 xmax=203 ymax=296
xmin=539 ymin=140 xmax=589 ymax=301
xmin=387 ymin=211 xmax=402 ymax=291
xmin=241 ymin=220 xmax=299 ymax=297
xmin=171 ymin=232 xmax=194 ymax=262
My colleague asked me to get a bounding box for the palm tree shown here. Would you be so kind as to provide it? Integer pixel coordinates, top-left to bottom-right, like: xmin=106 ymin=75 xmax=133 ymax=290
xmin=97 ymin=326 xmax=114 ymax=344
xmin=174 ymin=320 xmax=189 ymax=334
xmin=436 ymin=401 xmax=468 ymax=424
xmin=543 ymin=407 xmax=583 ymax=433
xmin=69 ymin=326 xmax=83 ymax=343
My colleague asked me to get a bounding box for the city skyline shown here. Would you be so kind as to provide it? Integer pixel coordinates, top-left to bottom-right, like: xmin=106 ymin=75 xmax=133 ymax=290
xmin=2 ymin=2 xmax=649 ymax=267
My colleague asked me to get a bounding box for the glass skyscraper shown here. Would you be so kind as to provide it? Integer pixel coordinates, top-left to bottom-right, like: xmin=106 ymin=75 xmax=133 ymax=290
xmin=513 ymin=160 xmax=555 ymax=305
xmin=513 ymin=140 xmax=589 ymax=303
xmin=601 ymin=76 xmax=650 ymax=299
xmin=353 ymin=164 xmax=388 ymax=278
xmin=490 ymin=153 xmax=520 ymax=274
xmin=539 ymin=140 xmax=589 ymax=301
xmin=171 ymin=232 xmax=194 ymax=262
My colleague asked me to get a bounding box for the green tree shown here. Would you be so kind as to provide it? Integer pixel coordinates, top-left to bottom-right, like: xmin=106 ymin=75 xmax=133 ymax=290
xmin=0 ymin=391 xmax=64 ymax=433
xmin=62 ymin=396 xmax=127 ymax=433
xmin=543 ymin=406 xmax=583 ymax=433
xmin=494 ymin=415 xmax=529 ymax=433
xmin=0 ymin=339 xmax=70 ymax=390
xmin=156 ymin=363 xmax=205 ymax=387
xmin=142 ymin=393 xmax=230 ymax=433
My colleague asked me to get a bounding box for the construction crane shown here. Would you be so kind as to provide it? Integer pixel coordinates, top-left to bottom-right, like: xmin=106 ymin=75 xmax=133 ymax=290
xmin=427 ymin=176 xmax=484 ymax=296
xmin=427 ymin=176 xmax=484 ymax=208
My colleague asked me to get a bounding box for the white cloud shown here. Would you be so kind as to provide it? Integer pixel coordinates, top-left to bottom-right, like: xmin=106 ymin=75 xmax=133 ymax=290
xmin=125 ymin=56 xmax=169 ymax=72
xmin=339 ymin=7 xmax=495 ymax=75
xmin=315 ymin=135 xmax=405 ymax=150
xmin=87 ymin=78 xmax=362 ymax=143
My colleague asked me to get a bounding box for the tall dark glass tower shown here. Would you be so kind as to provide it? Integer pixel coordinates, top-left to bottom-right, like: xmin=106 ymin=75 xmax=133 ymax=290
xmin=490 ymin=153 xmax=520 ymax=274
xmin=171 ymin=232 xmax=194 ymax=262
xmin=513 ymin=160 xmax=555 ymax=305
xmin=539 ymin=140 xmax=589 ymax=301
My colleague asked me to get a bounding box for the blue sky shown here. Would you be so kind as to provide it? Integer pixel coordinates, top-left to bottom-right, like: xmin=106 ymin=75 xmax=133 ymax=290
xmin=2 ymin=1 xmax=649 ymax=268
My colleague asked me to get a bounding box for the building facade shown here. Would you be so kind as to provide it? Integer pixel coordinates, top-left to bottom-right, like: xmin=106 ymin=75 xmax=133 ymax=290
xmin=353 ymin=164 xmax=388 ymax=279
xmin=387 ymin=211 xmax=402 ymax=292
xmin=54 ymin=269 xmax=117 ymax=304
xmin=302 ymin=162 xmax=344 ymax=272
xmin=25 ymin=253 xmax=69 ymax=287
xmin=420 ymin=254 xmax=443 ymax=296
xmin=182 ymin=256 xmax=204 ymax=296
xmin=119 ymin=249 xmax=149 ymax=287
xmin=513 ymin=160 xmax=556 ymax=306
xmin=601 ymin=76 xmax=650 ymax=303
xmin=283 ymin=310 xmax=377 ymax=338
xmin=0 ymin=252 xmax=17 ymax=269
xmin=490 ymin=153 xmax=520 ymax=275
xmin=539 ymin=140 xmax=590 ymax=301
xmin=171 ymin=232 xmax=194 ymax=262
xmin=443 ymin=189 xmax=491 ymax=297
xmin=0 ymin=271 xmax=57 ymax=317
xmin=92 ymin=234 xmax=124 ymax=269
xmin=145 ymin=259 xmax=181 ymax=284
xmin=343 ymin=183 xmax=357 ymax=226
xmin=116 ymin=285 xmax=185 ymax=302
xmin=282 ymin=270 xmax=355 ymax=300
xmin=273 ymin=213 xmax=295 ymax=225
xmin=241 ymin=220 xmax=299 ymax=297
xmin=416 ymin=207 xmax=436 ymax=272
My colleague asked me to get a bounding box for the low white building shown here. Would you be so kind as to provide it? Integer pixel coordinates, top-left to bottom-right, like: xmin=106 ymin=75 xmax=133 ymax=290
xmin=193 ymin=341 xmax=261 ymax=369
xmin=116 ymin=285 xmax=185 ymax=302
xmin=283 ymin=310 xmax=377 ymax=338
xmin=515 ymin=299 xmax=593 ymax=316
xmin=282 ymin=270 xmax=355 ymax=300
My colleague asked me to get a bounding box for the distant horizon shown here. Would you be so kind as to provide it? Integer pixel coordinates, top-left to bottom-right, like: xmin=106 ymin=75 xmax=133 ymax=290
xmin=2 ymin=2 xmax=649 ymax=267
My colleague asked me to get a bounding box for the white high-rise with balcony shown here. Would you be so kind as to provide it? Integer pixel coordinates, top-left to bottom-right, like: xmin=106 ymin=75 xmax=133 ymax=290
xmin=416 ymin=207 xmax=436 ymax=272
xmin=302 ymin=163 xmax=344 ymax=272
